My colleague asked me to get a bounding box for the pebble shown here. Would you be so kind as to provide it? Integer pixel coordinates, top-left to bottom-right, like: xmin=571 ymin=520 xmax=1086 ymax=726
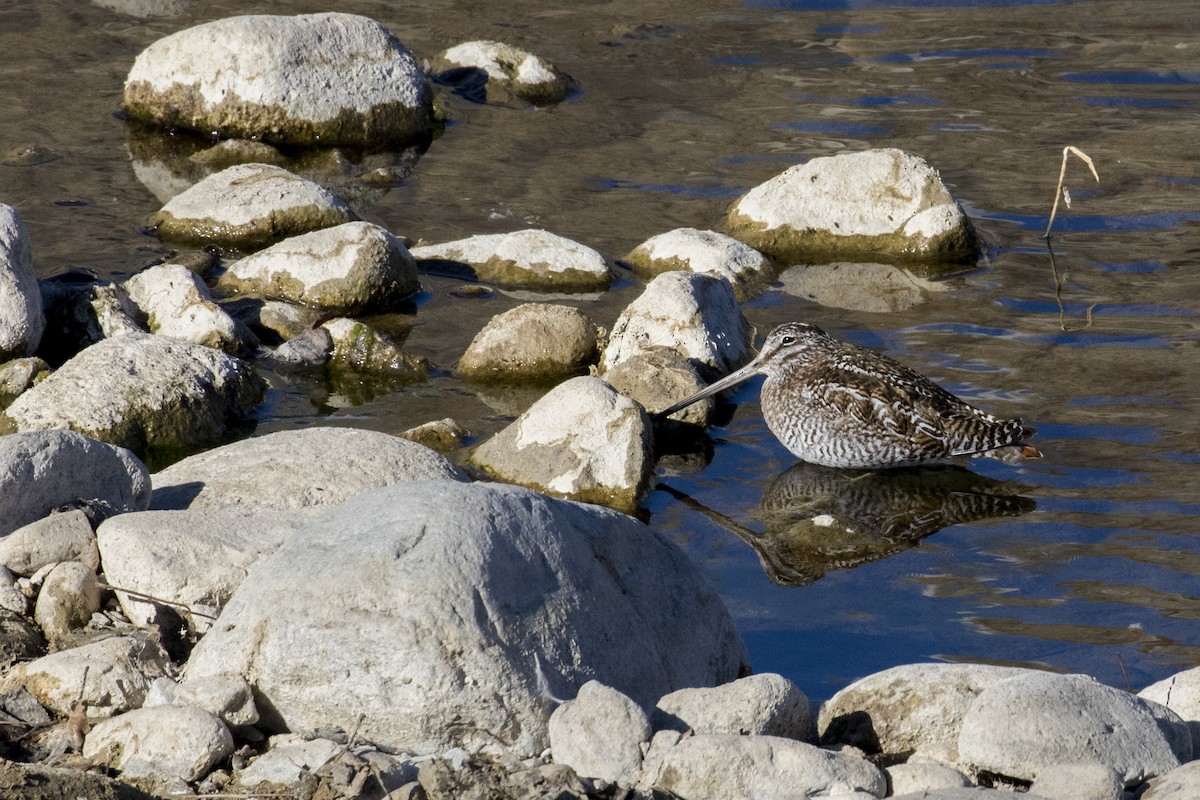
xmin=549 ymin=681 xmax=650 ymax=785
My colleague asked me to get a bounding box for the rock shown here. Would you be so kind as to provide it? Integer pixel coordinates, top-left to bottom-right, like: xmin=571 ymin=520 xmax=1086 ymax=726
xmin=957 ymin=672 xmax=1180 ymax=786
xmin=0 ymin=357 xmax=49 ymax=401
xmin=1140 ymin=667 xmax=1200 ymax=757
xmin=235 ymin=736 xmax=341 ymax=787
xmin=410 ymin=229 xmax=611 ymax=292
xmin=470 ymin=376 xmax=652 ymax=512
xmin=145 ymin=674 xmax=258 ymax=727
xmin=33 ymin=561 xmax=100 ymax=641
xmin=779 ymin=261 xmax=953 ymax=312
xmin=398 ymin=418 xmax=469 ymax=454
xmin=885 ymin=759 xmax=972 ymax=794
xmin=148 ymin=163 xmax=352 ymax=249
xmin=727 ymin=148 xmax=977 ymax=266
xmin=1141 ymin=760 xmax=1200 ymax=800
xmin=458 ymin=303 xmax=602 ymax=382
xmin=37 ymin=281 xmax=143 ymax=362
xmin=190 ymin=138 xmax=288 ymax=169
xmin=184 ymin=480 xmax=747 ymax=757
xmin=97 ymin=508 xmax=309 ymax=630
xmin=150 ymin=426 xmax=467 ymax=511
xmin=0 ymin=633 xmax=171 ymax=719
xmin=0 ymin=510 xmax=99 ymax=576
xmin=0 ymin=760 xmax=175 ymax=800
xmin=231 ymin=298 xmax=323 ymax=342
xmin=0 ymin=205 xmax=43 ymax=361
xmin=600 ymin=271 xmax=751 ymax=379
xmin=0 ymin=567 xmax=26 ymax=615
xmin=0 ymin=609 xmax=44 ymax=668
xmin=123 ymin=13 xmax=434 ymax=147
xmin=418 ymin=750 xmax=587 ymax=800
xmin=434 ymin=40 xmax=574 ymax=105
xmin=1029 ymin=761 xmax=1124 ymax=800
xmin=322 ymin=317 xmax=429 ymax=380
xmin=3 ymin=334 xmax=266 ymax=461
xmin=892 ymin=791 xmax=1052 ymax=800
xmin=624 ymin=228 xmax=773 ymax=300
xmin=0 ymin=431 xmax=151 ymax=537
xmin=83 ymin=705 xmax=233 ymax=783
xmin=217 ymin=222 xmax=420 ymax=314
xmin=602 ymin=346 xmax=715 ymax=426
xmin=818 ymin=662 xmax=1031 ymax=764
xmin=549 ymin=681 xmax=650 ymax=785
xmin=653 ymin=673 xmax=810 ymax=740
xmin=263 ymin=326 xmax=332 ymax=370
xmin=646 ymin=734 xmax=886 ymax=798
xmin=124 ymin=262 xmax=256 ymax=354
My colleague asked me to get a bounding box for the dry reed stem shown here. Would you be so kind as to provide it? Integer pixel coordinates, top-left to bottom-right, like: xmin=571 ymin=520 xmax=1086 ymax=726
xmin=1045 ymin=145 xmax=1100 ymax=238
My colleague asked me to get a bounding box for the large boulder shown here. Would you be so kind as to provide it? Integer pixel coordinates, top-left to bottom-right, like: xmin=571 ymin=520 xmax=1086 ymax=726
xmin=0 ymin=205 xmax=43 ymax=360
xmin=2 ymin=334 xmax=266 ymax=461
xmin=184 ymin=480 xmax=748 ymax=757
xmin=410 ymin=229 xmax=611 ymax=292
xmin=123 ymin=13 xmax=435 ymax=147
xmin=727 ymin=149 xmax=977 ymax=266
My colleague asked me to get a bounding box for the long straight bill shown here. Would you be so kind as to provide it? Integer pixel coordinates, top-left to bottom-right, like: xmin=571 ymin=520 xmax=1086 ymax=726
xmin=656 ymin=358 xmax=765 ymax=419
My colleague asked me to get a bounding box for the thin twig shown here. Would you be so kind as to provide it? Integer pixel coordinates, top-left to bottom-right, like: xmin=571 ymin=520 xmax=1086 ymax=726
xmin=1045 ymin=145 xmax=1099 ymax=238
xmin=96 ymin=581 xmax=218 ymax=620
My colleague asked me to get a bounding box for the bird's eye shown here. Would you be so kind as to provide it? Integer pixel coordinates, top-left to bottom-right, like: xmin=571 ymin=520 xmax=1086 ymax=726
xmin=781 ymin=336 xmax=796 ymax=346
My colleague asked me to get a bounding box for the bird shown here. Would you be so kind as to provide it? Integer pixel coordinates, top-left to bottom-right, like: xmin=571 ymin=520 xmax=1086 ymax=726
xmin=658 ymin=322 xmax=1041 ymax=469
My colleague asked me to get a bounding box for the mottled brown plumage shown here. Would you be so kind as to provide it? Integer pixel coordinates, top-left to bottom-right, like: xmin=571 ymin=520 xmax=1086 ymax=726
xmin=659 ymin=322 xmax=1041 ymax=468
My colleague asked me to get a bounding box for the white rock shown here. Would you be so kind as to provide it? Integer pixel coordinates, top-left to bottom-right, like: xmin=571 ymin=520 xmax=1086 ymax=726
xmin=624 ymin=228 xmax=773 ymax=300
xmin=0 ymin=509 xmax=99 ymax=576
xmin=33 ymin=561 xmax=100 ymax=641
xmin=1029 ymin=761 xmax=1124 ymax=800
xmin=892 ymin=791 xmax=1053 ymax=799
xmin=458 ymin=303 xmax=601 ymax=382
xmin=646 ymin=734 xmax=886 ymax=798
xmin=549 ymin=681 xmax=650 ymax=785
xmin=437 ymin=40 xmax=574 ymax=105
xmin=3 ymin=334 xmax=266 ymax=460
xmin=0 ymin=634 xmax=171 ymax=719
xmin=0 ymin=431 xmax=151 ymax=537
xmin=83 ymin=705 xmax=233 ymax=782
xmin=218 ymin=222 xmax=420 ymax=314
xmin=1140 ymin=667 xmax=1200 ymax=756
xmin=149 ymin=163 xmax=351 ymax=248
xmin=654 ymin=673 xmax=810 ymax=740
xmin=184 ymin=481 xmax=747 ymax=757
xmin=818 ymin=662 xmax=1031 ymax=764
xmin=886 ymin=759 xmax=972 ymax=794
xmin=124 ymin=263 xmax=254 ymax=354
xmin=779 ymin=261 xmax=951 ymax=312
xmin=1141 ymin=760 xmax=1200 ymax=800
xmin=0 ymin=566 xmax=27 ymax=615
xmin=957 ymin=672 xmax=1180 ymax=786
xmin=0 ymin=204 xmax=44 ymax=360
xmin=470 ymin=376 xmax=652 ymax=512
xmin=600 ymin=271 xmax=751 ymax=376
xmin=236 ymin=736 xmax=342 ymax=786
xmin=150 ymin=426 xmax=466 ymax=511
xmin=410 ymin=229 xmax=611 ymax=292
xmin=123 ymin=13 xmax=433 ymax=147
xmin=146 ymin=674 xmax=258 ymax=727
xmin=727 ymin=148 xmax=977 ymax=265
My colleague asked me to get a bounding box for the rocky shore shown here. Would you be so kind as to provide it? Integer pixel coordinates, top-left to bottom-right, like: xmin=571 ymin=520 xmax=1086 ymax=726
xmin=1 ymin=10 xmax=1196 ymax=800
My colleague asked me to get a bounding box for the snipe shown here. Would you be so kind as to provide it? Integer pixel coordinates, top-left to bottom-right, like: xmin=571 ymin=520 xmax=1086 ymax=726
xmin=659 ymin=322 xmax=1041 ymax=469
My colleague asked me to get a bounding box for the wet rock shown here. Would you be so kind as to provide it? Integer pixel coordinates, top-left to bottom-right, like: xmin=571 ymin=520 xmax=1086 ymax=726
xmin=235 ymin=736 xmax=341 ymax=787
xmin=726 ymin=148 xmax=977 ymax=266
xmin=0 ymin=205 xmax=43 ymax=360
xmin=957 ymin=672 xmax=1180 ymax=786
xmin=262 ymin=326 xmax=332 ymax=370
xmin=458 ymin=303 xmax=601 ymax=382
xmin=217 ymin=221 xmax=420 ymax=314
xmin=410 ymin=229 xmax=611 ymax=292
xmin=1140 ymin=667 xmax=1200 ymax=756
xmin=653 ymin=672 xmax=810 ymax=740
xmin=124 ymin=262 xmax=256 ymax=355
xmin=1141 ymin=760 xmax=1200 ymax=800
xmin=0 ymin=633 xmax=171 ymax=719
xmin=398 ymin=418 xmax=469 ymax=454
xmin=549 ymin=681 xmax=650 ymax=785
xmin=646 ymin=734 xmax=886 ymax=798
xmin=184 ymin=481 xmax=747 ymax=757
xmin=33 ymin=561 xmax=100 ymax=642
xmin=0 ymin=510 xmax=99 ymax=576
xmin=624 ymin=227 xmax=774 ymax=300
xmin=434 ymin=40 xmax=575 ymax=105
xmin=98 ymin=508 xmax=309 ymax=630
xmin=149 ymin=163 xmax=352 ymax=249
xmin=0 ymin=357 xmax=49 ymax=401
xmin=83 ymin=705 xmax=233 ymax=783
xmin=189 ymin=138 xmax=288 ymax=169
xmin=38 ymin=281 xmax=143 ymax=363
xmin=470 ymin=376 xmax=652 ymax=512
xmin=779 ymin=261 xmax=953 ymax=312
xmin=145 ymin=674 xmax=258 ymax=727
xmin=0 ymin=431 xmax=151 ymax=537
xmin=1029 ymin=761 xmax=1123 ymax=800
xmin=603 ymin=346 xmax=714 ymax=426
xmin=322 ymin=317 xmax=429 ymax=380
xmin=886 ymin=759 xmax=972 ymax=794
xmin=123 ymin=13 xmax=434 ymax=148
xmin=818 ymin=663 xmax=1030 ymax=763
xmin=3 ymin=334 xmax=266 ymax=461
xmin=150 ymin=426 xmax=466 ymax=511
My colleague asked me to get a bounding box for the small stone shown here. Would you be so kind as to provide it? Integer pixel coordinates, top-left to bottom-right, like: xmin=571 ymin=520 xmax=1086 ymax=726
xmin=0 ymin=356 xmax=49 ymax=400
xmin=33 ymin=561 xmax=101 ymax=642
xmin=458 ymin=303 xmax=602 ymax=382
xmin=410 ymin=229 xmax=611 ymax=293
xmin=624 ymin=227 xmax=774 ymax=300
xmin=653 ymin=672 xmax=810 ymax=740
xmin=323 ymin=317 xmax=429 ymax=381
xmin=1029 ymin=761 xmax=1123 ymax=800
xmin=603 ymin=346 xmax=715 ymax=426
xmin=398 ymin=418 xmax=469 ymax=454
xmin=124 ymin=262 xmax=256 ymax=355
xmin=434 ymin=40 xmax=575 ymax=105
xmin=0 ymin=510 xmax=99 ymax=576
xmin=145 ymin=674 xmax=258 ymax=727
xmin=83 ymin=705 xmax=234 ymax=783
xmin=549 ymin=681 xmax=650 ymax=785
xmin=885 ymin=759 xmax=972 ymax=795
xmin=235 ymin=736 xmax=341 ymax=786
xmin=264 ymin=327 xmax=332 ymax=370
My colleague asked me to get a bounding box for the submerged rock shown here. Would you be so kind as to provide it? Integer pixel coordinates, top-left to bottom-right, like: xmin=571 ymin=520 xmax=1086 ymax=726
xmin=727 ymin=148 xmax=977 ymax=266
xmin=624 ymin=227 xmax=774 ymax=300
xmin=458 ymin=303 xmax=602 ymax=382
xmin=779 ymin=260 xmax=953 ymax=312
xmin=0 ymin=205 xmax=43 ymax=361
xmin=123 ymin=12 xmax=435 ymax=147
xmin=434 ymin=40 xmax=575 ymax=105
xmin=411 ymin=229 xmax=611 ymax=292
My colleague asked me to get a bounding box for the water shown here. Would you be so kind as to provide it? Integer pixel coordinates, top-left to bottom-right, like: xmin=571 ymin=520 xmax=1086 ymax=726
xmin=2 ymin=0 xmax=1198 ymax=704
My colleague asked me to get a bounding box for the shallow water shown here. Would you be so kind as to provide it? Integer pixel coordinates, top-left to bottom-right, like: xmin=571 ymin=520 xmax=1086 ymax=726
xmin=2 ymin=0 xmax=1198 ymax=703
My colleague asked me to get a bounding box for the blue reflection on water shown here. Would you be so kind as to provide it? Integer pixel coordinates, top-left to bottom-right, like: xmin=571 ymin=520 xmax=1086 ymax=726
xmin=772 ymin=120 xmax=891 ymax=136
xmin=748 ymin=0 xmax=1072 ymax=8
xmin=583 ymin=177 xmax=744 ymax=198
xmin=1075 ymin=97 xmax=1194 ymax=109
xmin=1061 ymin=71 xmax=1200 ymax=84
xmin=1034 ymin=422 xmax=1161 ymax=445
xmin=975 ymin=208 xmax=1200 ymax=232
xmin=793 ymin=92 xmax=944 ymax=106
xmin=1088 ymin=261 xmax=1169 ymax=274
xmin=995 ymin=297 xmax=1196 ymax=317
xmin=878 ymin=47 xmax=1062 ymax=63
